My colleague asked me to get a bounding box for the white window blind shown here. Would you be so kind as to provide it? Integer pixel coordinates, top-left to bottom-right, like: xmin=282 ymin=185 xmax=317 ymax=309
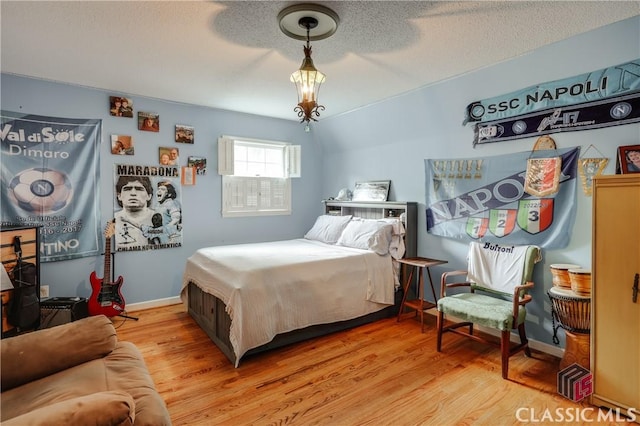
xmin=218 ymin=136 xmax=300 ymax=217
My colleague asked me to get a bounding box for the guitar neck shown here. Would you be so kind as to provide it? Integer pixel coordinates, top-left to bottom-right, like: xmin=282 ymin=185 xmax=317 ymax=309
xmin=103 ymin=234 xmax=112 ymax=284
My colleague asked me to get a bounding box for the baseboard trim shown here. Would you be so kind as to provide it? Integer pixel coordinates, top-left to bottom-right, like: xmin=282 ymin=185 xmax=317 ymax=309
xmin=425 ymin=311 xmax=565 ymax=359
xmin=125 ymin=296 xmax=182 ymax=313
xmin=477 ymin=324 xmax=564 ymax=359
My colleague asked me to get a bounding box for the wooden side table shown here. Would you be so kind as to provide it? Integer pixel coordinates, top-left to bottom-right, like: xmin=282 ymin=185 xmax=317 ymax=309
xmin=396 ymin=257 xmax=448 ymax=332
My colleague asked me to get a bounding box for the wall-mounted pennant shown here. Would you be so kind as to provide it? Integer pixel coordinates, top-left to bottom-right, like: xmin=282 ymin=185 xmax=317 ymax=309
xmin=578 ymin=145 xmax=609 ymax=196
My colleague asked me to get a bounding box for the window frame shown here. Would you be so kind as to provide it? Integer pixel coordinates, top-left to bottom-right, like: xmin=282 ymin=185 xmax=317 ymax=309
xmin=218 ymin=135 xmax=300 ymax=218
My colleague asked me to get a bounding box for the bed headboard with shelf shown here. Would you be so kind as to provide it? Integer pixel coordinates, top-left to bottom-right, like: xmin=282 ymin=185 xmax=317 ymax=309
xmin=323 ymin=200 xmax=417 ymax=258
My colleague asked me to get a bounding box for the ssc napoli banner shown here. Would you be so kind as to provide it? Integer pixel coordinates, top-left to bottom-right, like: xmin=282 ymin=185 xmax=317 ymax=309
xmin=473 ymin=92 xmax=640 ymax=146
xmin=465 ymin=58 xmax=640 ymax=124
xmin=113 ymin=164 xmax=183 ymax=252
xmin=425 ymin=147 xmax=579 ymax=248
xmin=0 ymin=111 xmax=102 ymax=262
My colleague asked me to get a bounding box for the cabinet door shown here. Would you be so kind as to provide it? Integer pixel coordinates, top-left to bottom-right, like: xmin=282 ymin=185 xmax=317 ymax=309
xmin=591 ymin=176 xmax=640 ymax=415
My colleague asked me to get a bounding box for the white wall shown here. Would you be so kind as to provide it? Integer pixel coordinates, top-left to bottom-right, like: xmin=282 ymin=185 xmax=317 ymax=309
xmin=316 ymin=16 xmax=640 ymax=347
xmin=1 ymin=75 xmax=325 ymax=305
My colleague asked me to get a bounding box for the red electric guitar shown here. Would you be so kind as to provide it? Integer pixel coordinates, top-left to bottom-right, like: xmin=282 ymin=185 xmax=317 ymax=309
xmin=88 ymin=220 xmax=125 ymax=317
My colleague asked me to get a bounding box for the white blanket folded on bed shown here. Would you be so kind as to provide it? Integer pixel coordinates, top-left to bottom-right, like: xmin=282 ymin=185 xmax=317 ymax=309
xmin=181 ymin=239 xmax=395 ymax=366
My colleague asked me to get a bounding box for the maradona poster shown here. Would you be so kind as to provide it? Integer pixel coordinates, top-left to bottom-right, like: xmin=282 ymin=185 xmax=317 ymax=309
xmin=0 ymin=111 xmax=102 ymax=262
xmin=113 ymin=164 xmax=182 ymax=252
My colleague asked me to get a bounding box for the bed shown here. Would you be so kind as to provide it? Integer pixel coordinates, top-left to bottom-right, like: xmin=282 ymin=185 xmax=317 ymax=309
xmin=181 ymin=201 xmax=417 ymax=367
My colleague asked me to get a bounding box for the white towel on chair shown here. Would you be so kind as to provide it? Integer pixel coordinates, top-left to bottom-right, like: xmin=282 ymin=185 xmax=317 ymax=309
xmin=467 ymin=242 xmax=532 ymax=293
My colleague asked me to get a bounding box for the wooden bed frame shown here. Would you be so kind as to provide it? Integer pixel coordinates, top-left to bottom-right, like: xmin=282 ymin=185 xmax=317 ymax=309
xmin=186 ymin=200 xmax=417 ymax=366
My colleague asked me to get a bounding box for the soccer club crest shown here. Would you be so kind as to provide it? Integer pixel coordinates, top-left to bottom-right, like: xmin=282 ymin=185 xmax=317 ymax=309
xmin=488 ymin=209 xmax=517 ymax=238
xmin=524 ymin=157 xmax=561 ymax=197
xmin=466 ymin=216 xmax=488 ymax=239
xmin=517 ymin=199 xmax=554 ymax=234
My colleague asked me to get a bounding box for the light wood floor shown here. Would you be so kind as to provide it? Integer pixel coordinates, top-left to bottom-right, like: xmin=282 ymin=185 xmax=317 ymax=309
xmin=114 ymin=304 xmax=613 ymax=426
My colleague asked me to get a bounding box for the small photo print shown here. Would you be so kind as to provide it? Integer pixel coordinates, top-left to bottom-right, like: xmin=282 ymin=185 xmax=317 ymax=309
xmin=111 ymin=135 xmax=134 ymax=155
xmin=159 ymin=147 xmax=179 ymax=165
xmin=138 ymin=111 xmax=159 ymax=132
xmin=175 ymin=124 xmax=194 ymax=144
xmin=187 ymin=156 xmax=207 ymax=175
xmin=109 ymin=96 xmax=133 ymax=118
xmin=181 ymin=166 xmax=196 ymax=186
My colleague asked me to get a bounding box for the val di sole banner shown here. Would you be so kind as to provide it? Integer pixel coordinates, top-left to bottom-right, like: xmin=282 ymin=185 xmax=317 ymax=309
xmin=425 ymin=147 xmax=579 ymax=249
xmin=0 ymin=111 xmax=102 ymax=262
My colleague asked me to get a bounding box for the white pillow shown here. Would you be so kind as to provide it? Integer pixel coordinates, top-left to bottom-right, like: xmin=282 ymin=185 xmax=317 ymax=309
xmin=304 ymin=215 xmax=352 ymax=244
xmin=337 ymin=219 xmax=393 ymax=255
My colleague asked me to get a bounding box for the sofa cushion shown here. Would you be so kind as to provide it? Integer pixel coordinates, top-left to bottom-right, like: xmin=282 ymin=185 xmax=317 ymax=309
xmin=1 ymin=315 xmax=116 ymax=391
xmin=1 ymin=342 xmax=170 ymax=425
xmin=1 ymin=354 xmax=113 ymax=421
xmin=105 ymin=342 xmax=172 ymax=426
xmin=2 ymin=391 xmax=135 ymax=426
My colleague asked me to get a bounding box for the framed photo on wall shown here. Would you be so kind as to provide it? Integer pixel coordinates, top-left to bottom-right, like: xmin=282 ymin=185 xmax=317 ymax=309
xmin=109 ymin=96 xmax=133 ymax=118
xmin=159 ymin=147 xmax=179 ymax=165
xmin=352 ymin=180 xmax=391 ymax=202
xmin=181 ymin=166 xmax=196 ymax=186
xmin=110 ymin=134 xmax=134 ymax=155
xmin=138 ymin=111 xmax=159 ymax=132
xmin=616 ymin=144 xmax=640 ymax=174
xmin=187 ymin=156 xmax=207 ymax=175
xmin=175 ymin=124 xmax=194 ymax=143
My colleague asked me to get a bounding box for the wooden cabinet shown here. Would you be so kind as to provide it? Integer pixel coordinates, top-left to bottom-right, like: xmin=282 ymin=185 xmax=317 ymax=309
xmin=323 ymin=200 xmax=417 ymax=258
xmin=591 ymin=175 xmax=640 ymax=418
xmin=1 ymin=225 xmax=41 ymax=336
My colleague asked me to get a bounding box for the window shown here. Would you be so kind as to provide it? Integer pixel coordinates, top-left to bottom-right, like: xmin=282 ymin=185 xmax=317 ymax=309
xmin=218 ymin=135 xmax=301 ymax=217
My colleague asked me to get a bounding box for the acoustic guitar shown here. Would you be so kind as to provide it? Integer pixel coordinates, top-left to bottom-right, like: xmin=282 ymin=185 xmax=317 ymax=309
xmin=88 ymin=220 xmax=125 ymax=317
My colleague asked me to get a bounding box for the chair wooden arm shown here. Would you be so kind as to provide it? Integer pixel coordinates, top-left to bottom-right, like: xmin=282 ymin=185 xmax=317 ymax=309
xmin=512 ymin=281 xmax=534 ymax=317
xmin=440 ymin=269 xmax=471 ymax=297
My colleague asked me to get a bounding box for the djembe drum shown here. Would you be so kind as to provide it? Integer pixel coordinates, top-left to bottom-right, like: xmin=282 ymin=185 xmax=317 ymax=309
xmin=550 ymin=264 xmax=581 ymax=289
xmin=548 ymin=286 xmax=591 ymax=370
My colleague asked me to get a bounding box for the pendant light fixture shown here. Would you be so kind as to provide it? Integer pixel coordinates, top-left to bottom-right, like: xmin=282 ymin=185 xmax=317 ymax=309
xmin=278 ymin=4 xmax=339 ymax=131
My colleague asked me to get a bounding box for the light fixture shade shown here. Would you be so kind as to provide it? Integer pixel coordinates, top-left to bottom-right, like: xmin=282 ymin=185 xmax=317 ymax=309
xmin=290 ymin=45 xmax=325 ymax=124
xmin=279 ymin=4 xmax=338 ymax=127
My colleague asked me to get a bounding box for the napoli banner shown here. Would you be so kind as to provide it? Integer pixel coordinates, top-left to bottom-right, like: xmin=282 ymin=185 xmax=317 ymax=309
xmin=425 ymin=147 xmax=579 ymax=248
xmin=473 ymin=92 xmax=640 ymax=145
xmin=465 ymin=58 xmax=640 ymax=124
xmin=0 ymin=111 xmax=102 ymax=262
xmin=113 ymin=164 xmax=183 ymax=252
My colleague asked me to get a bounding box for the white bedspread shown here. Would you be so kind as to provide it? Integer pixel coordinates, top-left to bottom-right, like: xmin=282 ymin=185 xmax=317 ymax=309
xmin=180 ymin=238 xmax=395 ymax=366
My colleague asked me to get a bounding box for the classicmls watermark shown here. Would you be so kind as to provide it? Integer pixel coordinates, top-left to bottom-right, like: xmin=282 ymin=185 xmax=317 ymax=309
xmin=514 ymin=364 xmax=639 ymax=422
xmin=557 ymin=364 xmax=592 ymax=402
xmin=515 ymin=407 xmax=638 ymax=423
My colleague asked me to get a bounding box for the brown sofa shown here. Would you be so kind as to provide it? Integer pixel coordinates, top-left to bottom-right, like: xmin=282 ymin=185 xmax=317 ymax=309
xmin=1 ymin=315 xmax=171 ymax=425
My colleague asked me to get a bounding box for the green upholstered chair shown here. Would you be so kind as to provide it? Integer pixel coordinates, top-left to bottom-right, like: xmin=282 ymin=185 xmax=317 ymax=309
xmin=436 ymin=242 xmax=541 ymax=379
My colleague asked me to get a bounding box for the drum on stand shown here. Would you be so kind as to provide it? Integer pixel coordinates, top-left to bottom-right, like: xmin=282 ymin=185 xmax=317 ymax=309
xmin=550 ymin=264 xmax=581 ymax=289
xmin=568 ymin=268 xmax=591 ymax=297
xmin=548 ymin=286 xmax=591 ymax=370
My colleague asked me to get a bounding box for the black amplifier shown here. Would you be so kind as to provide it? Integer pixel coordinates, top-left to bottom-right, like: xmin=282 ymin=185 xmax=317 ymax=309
xmin=40 ymin=297 xmax=89 ymax=329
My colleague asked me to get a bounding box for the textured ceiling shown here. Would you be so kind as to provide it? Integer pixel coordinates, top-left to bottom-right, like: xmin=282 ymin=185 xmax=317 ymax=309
xmin=2 ymin=1 xmax=639 ymax=122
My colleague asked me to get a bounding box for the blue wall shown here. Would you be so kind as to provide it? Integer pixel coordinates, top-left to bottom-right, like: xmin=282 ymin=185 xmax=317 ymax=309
xmin=2 ymin=15 xmax=639 ymax=349
xmin=316 ymin=16 xmax=640 ymax=347
xmin=1 ymin=75 xmax=325 ymax=304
